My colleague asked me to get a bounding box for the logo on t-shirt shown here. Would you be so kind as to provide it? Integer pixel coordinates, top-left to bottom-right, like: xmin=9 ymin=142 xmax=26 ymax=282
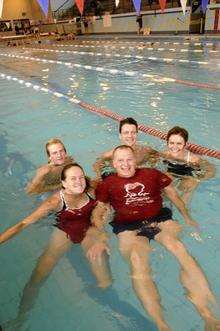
xmin=124 ymin=182 xmax=154 ymax=205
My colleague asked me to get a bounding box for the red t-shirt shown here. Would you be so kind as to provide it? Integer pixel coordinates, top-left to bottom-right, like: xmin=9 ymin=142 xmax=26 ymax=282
xmin=96 ymin=168 xmax=172 ymax=224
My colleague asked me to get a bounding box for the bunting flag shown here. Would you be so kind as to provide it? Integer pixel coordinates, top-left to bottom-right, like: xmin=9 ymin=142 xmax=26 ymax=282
xmin=132 ymin=0 xmax=141 ymax=14
xmin=180 ymin=0 xmax=187 ymax=14
xmin=0 ymin=0 xmax=3 ymax=18
xmin=37 ymin=0 xmax=49 ymax=15
xmin=115 ymin=0 xmax=120 ymax=8
xmin=159 ymin=0 xmax=166 ymax=12
xmin=75 ymin=0 xmax=84 ymax=15
xmin=201 ymin=0 xmax=209 ymax=13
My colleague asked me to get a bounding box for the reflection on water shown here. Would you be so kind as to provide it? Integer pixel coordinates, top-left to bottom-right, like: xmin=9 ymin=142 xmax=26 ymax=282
xmin=0 ymin=129 xmax=34 ymax=187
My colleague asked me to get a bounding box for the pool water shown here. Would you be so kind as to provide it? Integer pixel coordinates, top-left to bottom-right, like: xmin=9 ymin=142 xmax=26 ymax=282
xmin=0 ymin=35 xmax=220 ymax=331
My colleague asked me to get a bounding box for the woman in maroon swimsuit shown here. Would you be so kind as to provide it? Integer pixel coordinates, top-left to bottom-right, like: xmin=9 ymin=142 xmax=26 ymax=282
xmin=0 ymin=163 xmax=111 ymax=324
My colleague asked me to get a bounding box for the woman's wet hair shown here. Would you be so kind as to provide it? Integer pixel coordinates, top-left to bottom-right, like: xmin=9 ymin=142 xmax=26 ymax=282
xmin=45 ymin=138 xmax=66 ymax=157
xmin=119 ymin=117 xmax=138 ymax=133
xmin=166 ymin=126 xmax=189 ymax=144
xmin=61 ymin=163 xmax=90 ymax=191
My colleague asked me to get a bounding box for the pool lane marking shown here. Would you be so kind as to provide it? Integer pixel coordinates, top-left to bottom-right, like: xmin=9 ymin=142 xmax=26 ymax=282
xmin=80 ymin=40 xmax=217 ymax=49
xmin=0 ymin=72 xmax=81 ymax=103
xmin=80 ymin=40 xmax=215 ymax=47
xmin=22 ymin=47 xmax=218 ymax=66
xmin=47 ymin=43 xmax=220 ymax=54
xmin=1 ymin=71 xmax=219 ymax=160
xmin=1 ymin=52 xmax=220 ymax=91
xmin=22 ymin=47 xmax=220 ymax=67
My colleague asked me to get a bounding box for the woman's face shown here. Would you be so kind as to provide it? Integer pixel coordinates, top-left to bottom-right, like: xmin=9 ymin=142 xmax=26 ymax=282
xmin=48 ymin=143 xmax=66 ymax=165
xmin=62 ymin=166 xmax=86 ymax=194
xmin=167 ymin=134 xmax=186 ymax=154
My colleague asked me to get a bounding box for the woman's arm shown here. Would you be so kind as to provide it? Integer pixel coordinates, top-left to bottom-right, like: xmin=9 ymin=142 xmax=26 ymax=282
xmin=199 ymin=158 xmax=216 ymax=180
xmin=0 ymin=194 xmax=60 ymax=244
xmin=163 ymin=184 xmax=199 ymax=227
xmin=25 ymin=165 xmax=49 ymax=195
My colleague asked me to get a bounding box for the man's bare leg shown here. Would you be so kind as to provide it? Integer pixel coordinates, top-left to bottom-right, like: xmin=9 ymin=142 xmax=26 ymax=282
xmin=156 ymin=220 xmax=220 ymax=331
xmin=118 ymin=230 xmax=171 ymax=331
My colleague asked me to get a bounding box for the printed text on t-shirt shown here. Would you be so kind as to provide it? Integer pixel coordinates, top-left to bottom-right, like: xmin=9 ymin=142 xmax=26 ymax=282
xmin=124 ymin=182 xmax=154 ymax=205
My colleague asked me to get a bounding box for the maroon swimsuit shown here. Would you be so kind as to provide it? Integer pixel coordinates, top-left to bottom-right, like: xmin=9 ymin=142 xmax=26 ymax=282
xmin=55 ymin=191 xmax=96 ymax=243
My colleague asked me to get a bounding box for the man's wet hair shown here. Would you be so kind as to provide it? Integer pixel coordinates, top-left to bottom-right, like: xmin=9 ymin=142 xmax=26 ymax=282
xmin=166 ymin=126 xmax=189 ymax=144
xmin=119 ymin=118 xmax=138 ymax=133
xmin=113 ymin=145 xmax=134 ymax=158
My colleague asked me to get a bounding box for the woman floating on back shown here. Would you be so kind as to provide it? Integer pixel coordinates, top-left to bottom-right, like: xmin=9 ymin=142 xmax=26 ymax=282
xmin=0 ymin=163 xmax=111 ymax=328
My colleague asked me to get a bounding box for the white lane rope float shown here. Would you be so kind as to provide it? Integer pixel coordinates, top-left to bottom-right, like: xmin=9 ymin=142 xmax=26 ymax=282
xmin=22 ymin=47 xmax=220 ymax=66
xmin=48 ymin=43 xmax=220 ymax=54
xmin=1 ymin=52 xmax=220 ymax=91
xmin=80 ymin=40 xmax=216 ymax=47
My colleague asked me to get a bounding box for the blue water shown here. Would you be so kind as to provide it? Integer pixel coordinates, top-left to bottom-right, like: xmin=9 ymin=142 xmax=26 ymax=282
xmin=0 ymin=36 xmax=220 ymax=331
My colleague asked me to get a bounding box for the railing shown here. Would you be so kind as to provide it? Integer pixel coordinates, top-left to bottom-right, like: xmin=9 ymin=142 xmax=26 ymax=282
xmin=53 ymin=0 xmax=74 ymax=19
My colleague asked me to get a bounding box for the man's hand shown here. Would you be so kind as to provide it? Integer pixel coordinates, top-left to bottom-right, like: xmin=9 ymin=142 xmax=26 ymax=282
xmin=87 ymin=242 xmax=110 ymax=264
xmin=91 ymin=201 xmax=110 ymax=230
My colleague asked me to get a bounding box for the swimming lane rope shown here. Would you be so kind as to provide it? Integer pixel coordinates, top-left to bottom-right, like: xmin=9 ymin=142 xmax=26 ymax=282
xmin=2 ymin=52 xmax=220 ymax=91
xmin=48 ymin=43 xmax=220 ymax=55
xmin=0 ymin=72 xmax=219 ymax=160
xmin=79 ymin=102 xmax=220 ymax=160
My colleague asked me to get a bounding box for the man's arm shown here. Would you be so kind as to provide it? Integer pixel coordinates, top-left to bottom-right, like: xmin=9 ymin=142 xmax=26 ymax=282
xmin=92 ymin=150 xmax=113 ymax=179
xmin=163 ymin=184 xmax=198 ymax=227
xmin=86 ymin=201 xmax=111 ymax=261
xmin=91 ymin=201 xmax=110 ymax=230
xmin=0 ymin=194 xmax=59 ymax=244
xmin=141 ymin=146 xmax=160 ymax=167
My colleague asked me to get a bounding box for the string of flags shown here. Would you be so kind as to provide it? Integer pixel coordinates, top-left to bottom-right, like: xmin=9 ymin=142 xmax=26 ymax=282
xmin=0 ymin=0 xmax=210 ymax=21
xmin=131 ymin=0 xmax=209 ymax=14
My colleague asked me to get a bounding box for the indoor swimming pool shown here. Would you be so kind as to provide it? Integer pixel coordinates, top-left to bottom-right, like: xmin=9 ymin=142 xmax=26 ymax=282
xmin=0 ymin=35 xmax=219 ymax=331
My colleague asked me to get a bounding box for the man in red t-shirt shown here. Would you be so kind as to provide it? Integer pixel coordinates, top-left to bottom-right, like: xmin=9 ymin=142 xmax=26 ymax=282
xmin=88 ymin=145 xmax=219 ymax=331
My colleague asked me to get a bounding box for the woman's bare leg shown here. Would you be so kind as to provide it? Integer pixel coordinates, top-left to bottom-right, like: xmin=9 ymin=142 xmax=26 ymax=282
xmin=18 ymin=228 xmax=72 ymax=317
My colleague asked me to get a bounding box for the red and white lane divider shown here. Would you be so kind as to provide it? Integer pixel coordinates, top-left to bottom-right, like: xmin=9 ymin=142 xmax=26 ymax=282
xmin=22 ymin=47 xmax=220 ymax=66
xmin=1 ymin=52 xmax=220 ymax=91
xmin=1 ymin=72 xmax=219 ymax=160
xmin=48 ymin=43 xmax=220 ymax=54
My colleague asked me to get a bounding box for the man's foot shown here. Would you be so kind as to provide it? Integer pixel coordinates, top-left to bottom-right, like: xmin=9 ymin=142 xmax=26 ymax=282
xmin=157 ymin=321 xmax=172 ymax=331
xmin=205 ymin=317 xmax=220 ymax=331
